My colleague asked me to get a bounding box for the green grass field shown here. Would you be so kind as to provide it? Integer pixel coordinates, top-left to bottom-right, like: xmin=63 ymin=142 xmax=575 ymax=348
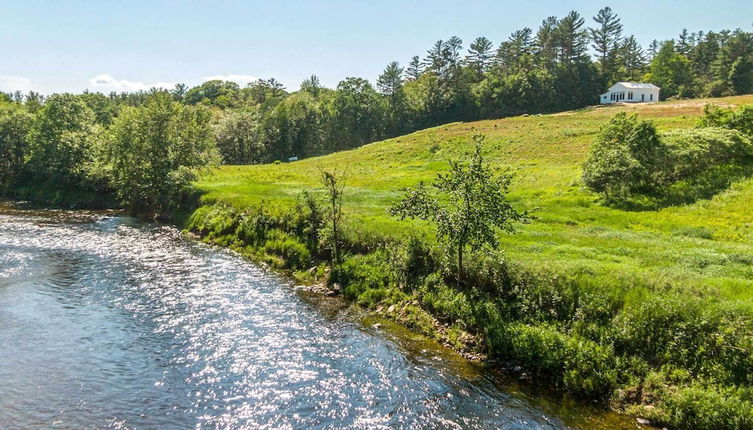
xmin=188 ymin=95 xmax=753 ymax=428
xmin=195 ymin=95 xmax=753 ymax=304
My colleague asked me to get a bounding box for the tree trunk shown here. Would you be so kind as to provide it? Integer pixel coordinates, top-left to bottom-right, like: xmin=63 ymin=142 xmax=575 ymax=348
xmin=457 ymin=244 xmax=463 ymax=285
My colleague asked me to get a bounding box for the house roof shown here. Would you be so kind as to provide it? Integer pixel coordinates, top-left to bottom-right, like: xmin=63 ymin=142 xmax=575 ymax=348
xmin=611 ymin=82 xmax=660 ymax=90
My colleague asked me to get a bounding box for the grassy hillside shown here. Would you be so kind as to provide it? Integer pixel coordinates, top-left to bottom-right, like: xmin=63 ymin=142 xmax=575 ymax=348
xmin=196 ymin=95 xmax=753 ymax=302
xmin=189 ymin=95 xmax=753 ymax=429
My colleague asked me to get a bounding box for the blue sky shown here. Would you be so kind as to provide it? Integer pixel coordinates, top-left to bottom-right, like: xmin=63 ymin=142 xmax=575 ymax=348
xmin=2 ymin=0 xmax=752 ymax=94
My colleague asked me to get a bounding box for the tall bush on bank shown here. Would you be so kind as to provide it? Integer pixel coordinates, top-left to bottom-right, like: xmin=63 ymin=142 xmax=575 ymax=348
xmin=26 ymin=94 xmax=97 ymax=187
xmin=104 ymin=92 xmax=218 ymax=216
xmin=0 ymin=103 xmax=32 ymax=191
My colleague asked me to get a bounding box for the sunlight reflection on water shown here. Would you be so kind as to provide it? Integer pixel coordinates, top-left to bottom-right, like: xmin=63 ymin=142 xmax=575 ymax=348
xmin=0 ymin=210 xmax=602 ymax=429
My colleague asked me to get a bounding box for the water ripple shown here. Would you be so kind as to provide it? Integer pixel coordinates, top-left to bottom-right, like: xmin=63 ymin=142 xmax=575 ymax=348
xmin=0 ymin=211 xmax=587 ymax=429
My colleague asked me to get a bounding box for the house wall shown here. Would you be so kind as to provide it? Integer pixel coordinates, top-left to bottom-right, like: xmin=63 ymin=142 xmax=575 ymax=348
xmin=600 ymin=86 xmax=659 ymax=104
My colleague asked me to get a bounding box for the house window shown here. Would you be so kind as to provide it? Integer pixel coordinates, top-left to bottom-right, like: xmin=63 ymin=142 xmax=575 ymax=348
xmin=642 ymin=94 xmax=645 ymax=101
xmin=650 ymin=94 xmax=654 ymax=101
xmin=628 ymin=92 xmax=633 ymax=100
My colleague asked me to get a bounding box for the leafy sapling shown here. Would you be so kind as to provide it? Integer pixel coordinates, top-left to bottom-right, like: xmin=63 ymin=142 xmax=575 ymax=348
xmin=390 ymin=134 xmax=530 ymax=284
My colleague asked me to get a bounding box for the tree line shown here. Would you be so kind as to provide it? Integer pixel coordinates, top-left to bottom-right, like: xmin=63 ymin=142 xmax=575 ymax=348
xmin=2 ymin=7 xmax=753 ymax=215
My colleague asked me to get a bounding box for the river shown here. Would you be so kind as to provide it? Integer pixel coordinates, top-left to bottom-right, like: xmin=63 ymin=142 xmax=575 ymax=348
xmin=0 ymin=205 xmax=637 ymax=429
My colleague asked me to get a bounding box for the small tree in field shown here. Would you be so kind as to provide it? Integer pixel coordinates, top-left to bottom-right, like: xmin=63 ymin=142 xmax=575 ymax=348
xmin=390 ymin=134 xmax=529 ymax=283
xmin=320 ymin=169 xmax=346 ymax=275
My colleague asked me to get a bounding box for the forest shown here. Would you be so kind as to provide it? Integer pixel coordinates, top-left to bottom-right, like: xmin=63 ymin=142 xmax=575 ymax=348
xmin=2 ymin=7 xmax=753 ymax=214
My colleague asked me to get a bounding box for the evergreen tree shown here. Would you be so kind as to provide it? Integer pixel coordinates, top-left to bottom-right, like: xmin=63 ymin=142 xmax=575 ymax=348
xmin=589 ymin=6 xmax=623 ymax=81
xmin=619 ymin=35 xmax=646 ymax=81
xmin=466 ymin=37 xmax=494 ymax=77
xmin=423 ymin=40 xmax=446 ymax=74
xmin=171 ymin=83 xmax=187 ymax=101
xmin=556 ymin=11 xmax=589 ymax=64
xmin=648 ymin=39 xmax=660 ymax=61
xmin=729 ymin=55 xmax=753 ymax=94
xmin=534 ymin=16 xmax=559 ymax=69
xmin=406 ymin=56 xmax=423 ymax=81
xmin=377 ymin=61 xmax=407 ymax=134
xmin=677 ymin=29 xmax=691 ymax=55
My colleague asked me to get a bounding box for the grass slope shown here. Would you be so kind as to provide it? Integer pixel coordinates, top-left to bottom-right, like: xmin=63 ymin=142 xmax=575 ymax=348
xmin=196 ymin=95 xmax=753 ymax=303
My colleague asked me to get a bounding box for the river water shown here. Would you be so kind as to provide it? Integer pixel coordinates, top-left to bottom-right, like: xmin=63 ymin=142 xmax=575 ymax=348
xmin=0 ymin=205 xmax=636 ymax=429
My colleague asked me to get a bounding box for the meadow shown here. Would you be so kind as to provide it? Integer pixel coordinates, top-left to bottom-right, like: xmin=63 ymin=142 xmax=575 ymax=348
xmin=188 ymin=95 xmax=753 ymax=429
xmin=195 ymin=95 xmax=753 ymax=302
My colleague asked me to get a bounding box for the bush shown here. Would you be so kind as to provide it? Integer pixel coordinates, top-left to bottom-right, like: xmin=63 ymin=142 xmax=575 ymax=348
xmin=699 ymin=104 xmax=753 ymax=137
xmin=656 ymin=384 xmax=753 ymax=430
xmin=582 ymin=113 xmax=664 ymax=200
xmin=263 ymin=230 xmax=310 ymax=270
xmin=662 ymin=127 xmax=753 ymax=182
xmin=584 ymin=110 xmax=753 ymax=205
xmin=338 ymin=252 xmax=393 ymax=306
xmin=388 ymin=235 xmax=436 ymax=289
xmin=613 ymin=296 xmax=753 ymax=385
xmin=504 ymin=323 xmax=618 ymax=399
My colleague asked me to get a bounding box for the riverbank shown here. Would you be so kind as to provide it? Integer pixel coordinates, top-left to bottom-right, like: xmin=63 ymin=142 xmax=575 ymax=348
xmin=1 ymin=205 xmax=642 ymax=429
xmin=2 ymin=181 xmax=119 ymax=210
xmin=187 ymin=97 xmax=753 ymax=430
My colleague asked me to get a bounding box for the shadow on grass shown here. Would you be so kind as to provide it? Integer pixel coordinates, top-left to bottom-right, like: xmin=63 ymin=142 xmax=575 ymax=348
xmin=604 ymin=162 xmax=753 ymax=212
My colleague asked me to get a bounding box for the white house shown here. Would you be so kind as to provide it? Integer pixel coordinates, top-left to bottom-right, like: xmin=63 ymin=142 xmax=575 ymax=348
xmin=600 ymin=82 xmax=660 ymax=104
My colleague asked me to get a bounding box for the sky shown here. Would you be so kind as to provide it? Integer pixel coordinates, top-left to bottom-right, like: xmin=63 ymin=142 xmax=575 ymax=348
xmin=1 ymin=0 xmax=752 ymax=94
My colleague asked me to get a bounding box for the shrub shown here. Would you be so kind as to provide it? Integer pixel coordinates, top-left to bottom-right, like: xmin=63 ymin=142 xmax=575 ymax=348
xmin=582 ymin=113 xmax=664 ymax=200
xmin=699 ymin=104 xmax=753 ymax=137
xmin=613 ymin=296 xmax=753 ymax=385
xmin=388 ymin=236 xmax=436 ymax=289
xmin=504 ymin=323 xmax=618 ymax=399
xmin=263 ymin=230 xmax=310 ymax=270
xmin=662 ymin=127 xmax=753 ymax=183
xmin=338 ymin=252 xmax=393 ymax=304
xmin=655 ymin=384 xmax=753 ymax=430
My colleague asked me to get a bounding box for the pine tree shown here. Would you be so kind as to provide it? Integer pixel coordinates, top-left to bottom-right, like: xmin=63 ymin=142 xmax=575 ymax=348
xmin=619 ymin=35 xmax=646 ymax=81
xmin=648 ymin=40 xmax=660 ymax=61
xmin=406 ymin=56 xmax=423 ymax=80
xmin=556 ymin=11 xmax=589 ymax=64
xmin=466 ymin=37 xmax=494 ymax=76
xmin=534 ymin=16 xmax=559 ymax=68
xmin=589 ymin=6 xmax=623 ymax=80
xmin=496 ymin=28 xmax=533 ymax=74
xmin=677 ymin=29 xmax=691 ymax=55
xmin=423 ymin=40 xmax=446 ymax=74
xmin=377 ymin=61 xmax=404 ymax=97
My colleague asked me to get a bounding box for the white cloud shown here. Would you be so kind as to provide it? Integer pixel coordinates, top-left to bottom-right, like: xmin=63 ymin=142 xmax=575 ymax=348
xmin=202 ymin=74 xmax=259 ymax=86
xmin=88 ymin=74 xmax=175 ymax=92
xmin=0 ymin=76 xmax=34 ymax=92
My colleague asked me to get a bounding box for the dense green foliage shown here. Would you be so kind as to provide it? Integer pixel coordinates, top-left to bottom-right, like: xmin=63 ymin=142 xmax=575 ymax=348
xmin=0 ymin=102 xmax=32 ymax=193
xmin=583 ymin=109 xmax=753 ymax=205
xmin=0 ymin=91 xmax=217 ymax=215
xmin=4 ymin=8 xmax=752 ymax=172
xmin=103 ymin=93 xmax=218 ymax=215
